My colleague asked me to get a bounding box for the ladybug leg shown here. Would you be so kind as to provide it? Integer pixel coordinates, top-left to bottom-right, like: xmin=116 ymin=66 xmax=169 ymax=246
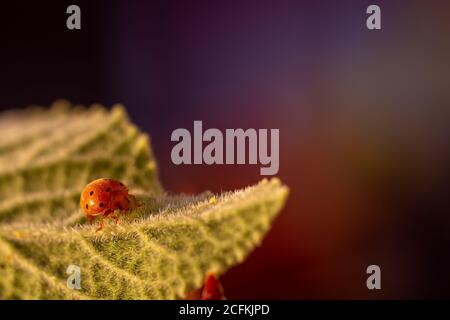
xmin=95 ymin=216 xmax=105 ymax=233
xmin=98 ymin=207 xmax=118 ymax=232
xmin=114 ymin=212 xmax=120 ymax=225
xmin=87 ymin=215 xmax=95 ymax=224
xmin=96 ymin=223 xmax=102 ymax=233
xmin=109 ymin=211 xmax=121 ymax=225
xmin=95 ymin=209 xmax=111 ymax=233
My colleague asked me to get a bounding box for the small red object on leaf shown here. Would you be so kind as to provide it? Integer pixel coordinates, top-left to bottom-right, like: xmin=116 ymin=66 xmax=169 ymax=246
xmin=202 ymin=274 xmax=225 ymax=300
xmin=185 ymin=273 xmax=226 ymax=300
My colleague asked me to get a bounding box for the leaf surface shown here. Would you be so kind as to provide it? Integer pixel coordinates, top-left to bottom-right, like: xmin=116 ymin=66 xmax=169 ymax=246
xmin=0 ymin=102 xmax=288 ymax=299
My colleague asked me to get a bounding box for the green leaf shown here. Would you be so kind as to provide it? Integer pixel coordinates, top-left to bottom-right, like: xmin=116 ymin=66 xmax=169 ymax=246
xmin=0 ymin=102 xmax=288 ymax=299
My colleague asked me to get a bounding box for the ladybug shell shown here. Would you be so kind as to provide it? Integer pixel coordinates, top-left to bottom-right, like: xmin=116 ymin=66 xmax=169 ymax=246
xmin=80 ymin=178 xmax=130 ymax=217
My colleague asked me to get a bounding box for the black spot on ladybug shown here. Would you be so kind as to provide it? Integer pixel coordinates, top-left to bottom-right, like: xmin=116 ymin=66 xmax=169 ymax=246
xmin=99 ymin=202 xmax=104 ymax=208
xmin=120 ymin=182 xmax=124 ymax=186
xmin=90 ymin=191 xmax=94 ymax=196
xmin=86 ymin=204 xmax=88 ymax=209
xmin=106 ymin=187 xmax=111 ymax=192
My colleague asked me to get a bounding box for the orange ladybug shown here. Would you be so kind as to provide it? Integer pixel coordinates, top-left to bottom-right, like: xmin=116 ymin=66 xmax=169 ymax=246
xmin=80 ymin=178 xmax=139 ymax=232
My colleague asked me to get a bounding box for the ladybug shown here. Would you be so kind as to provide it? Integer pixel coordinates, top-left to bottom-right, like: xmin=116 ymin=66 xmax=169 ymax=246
xmin=185 ymin=273 xmax=226 ymax=300
xmin=80 ymin=178 xmax=139 ymax=232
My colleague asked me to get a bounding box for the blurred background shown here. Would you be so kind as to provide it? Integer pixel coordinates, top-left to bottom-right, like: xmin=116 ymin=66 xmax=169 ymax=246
xmin=0 ymin=0 xmax=449 ymax=299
